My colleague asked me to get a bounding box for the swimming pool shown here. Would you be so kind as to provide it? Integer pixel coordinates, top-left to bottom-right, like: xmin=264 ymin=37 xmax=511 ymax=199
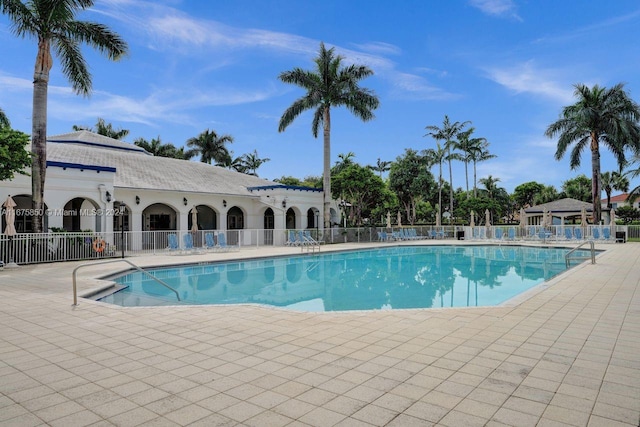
xmin=98 ymin=245 xmax=593 ymax=311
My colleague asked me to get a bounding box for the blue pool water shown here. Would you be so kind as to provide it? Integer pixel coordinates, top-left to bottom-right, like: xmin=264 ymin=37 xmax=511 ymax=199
xmin=99 ymin=246 xmax=592 ymax=311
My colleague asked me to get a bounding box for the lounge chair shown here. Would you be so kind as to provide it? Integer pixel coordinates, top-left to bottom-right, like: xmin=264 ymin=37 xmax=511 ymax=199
xmin=303 ymin=230 xmax=321 ymax=245
xmin=205 ymin=232 xmax=216 ymax=249
xmin=507 ymin=228 xmax=516 ymax=240
xmin=574 ymin=228 xmax=583 ymax=240
xmin=285 ymin=230 xmax=299 ymax=246
xmin=495 ymin=228 xmax=504 ymax=240
xmin=183 ymin=233 xmax=195 ymax=250
xmin=167 ymin=233 xmax=179 ymax=250
xmin=564 ymin=228 xmax=573 ymax=240
xmin=217 ymin=232 xmax=231 ymax=251
xmin=602 ymin=227 xmax=612 ymax=241
xmin=592 ymin=227 xmax=601 ymax=240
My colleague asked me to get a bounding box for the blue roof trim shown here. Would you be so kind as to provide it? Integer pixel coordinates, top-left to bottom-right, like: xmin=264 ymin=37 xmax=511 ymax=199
xmin=247 ymin=184 xmax=323 ymax=192
xmin=49 ymin=139 xmax=150 ymax=154
xmin=47 ymin=161 xmax=116 ymax=173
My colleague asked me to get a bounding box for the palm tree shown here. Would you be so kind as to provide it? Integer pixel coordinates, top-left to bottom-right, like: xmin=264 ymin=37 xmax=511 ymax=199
xmin=278 ymin=42 xmax=379 ymax=229
xmin=333 ymin=152 xmax=356 ymax=174
xmin=423 ymin=142 xmax=447 ymax=225
xmin=454 ymin=127 xmax=487 ymax=193
xmin=134 ymin=136 xmax=163 ymax=156
xmin=470 ymin=140 xmax=495 ymax=198
xmin=368 ymin=158 xmax=391 ymax=178
xmin=545 ymin=83 xmax=640 ymax=223
xmin=241 ymin=150 xmax=270 ymax=176
xmin=0 ymin=107 xmax=9 ymax=128
xmin=186 ymin=129 xmax=234 ymax=164
xmin=425 ymin=115 xmax=470 ymax=218
xmin=73 ymin=117 xmax=129 ymax=139
xmin=1 ymin=0 xmax=127 ymax=233
xmin=601 ymin=171 xmax=629 ymax=208
xmin=217 ymin=150 xmax=246 ymax=173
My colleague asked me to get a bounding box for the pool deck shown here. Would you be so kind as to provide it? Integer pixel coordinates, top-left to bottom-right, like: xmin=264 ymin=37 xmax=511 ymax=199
xmin=1 ymin=240 xmax=638 ymax=427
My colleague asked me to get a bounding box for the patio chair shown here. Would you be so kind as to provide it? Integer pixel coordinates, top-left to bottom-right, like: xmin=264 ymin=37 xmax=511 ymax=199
xmin=574 ymin=228 xmax=583 ymax=240
xmin=494 ymin=228 xmax=504 ymax=240
xmin=167 ymin=233 xmax=179 ymax=250
xmin=204 ymin=233 xmax=216 ymax=249
xmin=507 ymin=228 xmax=516 ymax=240
xmin=285 ymin=230 xmax=299 ymax=246
xmin=564 ymin=228 xmax=573 ymax=240
xmin=602 ymin=227 xmax=612 ymax=241
xmin=183 ymin=233 xmax=195 ymax=250
xmin=303 ymin=230 xmax=321 ymax=245
xmin=592 ymin=227 xmax=601 ymax=240
xmin=217 ymin=232 xmax=231 ymax=251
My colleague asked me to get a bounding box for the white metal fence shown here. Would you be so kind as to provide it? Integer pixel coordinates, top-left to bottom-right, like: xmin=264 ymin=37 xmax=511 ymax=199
xmin=0 ymin=224 xmax=635 ymax=266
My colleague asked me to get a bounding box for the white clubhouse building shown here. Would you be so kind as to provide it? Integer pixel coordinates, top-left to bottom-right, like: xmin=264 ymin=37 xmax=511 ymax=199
xmin=1 ymin=131 xmax=335 ymax=245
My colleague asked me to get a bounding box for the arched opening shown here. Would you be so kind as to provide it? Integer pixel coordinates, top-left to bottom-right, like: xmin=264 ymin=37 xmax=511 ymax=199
xmin=143 ymin=203 xmax=177 ymax=231
xmin=330 ymin=207 xmax=339 ymax=227
xmin=307 ymin=208 xmax=320 ymax=229
xmin=189 ymin=205 xmax=217 ymax=231
xmin=227 ymin=206 xmax=244 ymax=245
xmin=286 ymin=208 xmax=296 ymax=230
xmin=264 ymin=208 xmax=274 ymax=245
xmin=142 ymin=203 xmax=177 ymax=250
xmin=1 ymin=195 xmax=48 ymax=233
xmin=62 ymin=197 xmax=100 ymax=232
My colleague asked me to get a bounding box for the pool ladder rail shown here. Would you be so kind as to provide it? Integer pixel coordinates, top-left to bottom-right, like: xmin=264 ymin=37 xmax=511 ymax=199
xmin=72 ymin=259 xmax=180 ymax=306
xmin=564 ymin=240 xmax=596 ymax=268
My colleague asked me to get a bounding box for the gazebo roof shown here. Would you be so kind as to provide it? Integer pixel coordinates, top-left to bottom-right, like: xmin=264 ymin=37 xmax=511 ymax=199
xmin=524 ymin=198 xmax=608 ymax=214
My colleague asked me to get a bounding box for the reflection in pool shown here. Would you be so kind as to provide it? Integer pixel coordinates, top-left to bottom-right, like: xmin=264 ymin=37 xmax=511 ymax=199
xmin=100 ymin=245 xmax=592 ymax=311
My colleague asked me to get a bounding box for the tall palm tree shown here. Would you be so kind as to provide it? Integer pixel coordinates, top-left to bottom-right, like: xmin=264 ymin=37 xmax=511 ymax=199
xmin=425 ymin=115 xmax=470 ymax=218
xmin=1 ymin=0 xmax=127 ymax=232
xmin=0 ymin=107 xmax=9 ymax=128
xmin=423 ymin=142 xmax=447 ymax=225
xmin=368 ymin=157 xmax=391 ymax=178
xmin=545 ymin=83 xmax=640 ymax=223
xmin=278 ymin=42 xmax=379 ymax=229
xmin=470 ymin=140 xmax=495 ymax=198
xmin=241 ymin=150 xmax=270 ymax=176
xmin=186 ymin=129 xmax=234 ymax=164
xmin=601 ymin=170 xmax=629 ymax=208
xmin=73 ymin=117 xmax=129 ymax=139
xmin=454 ymin=127 xmax=487 ymax=193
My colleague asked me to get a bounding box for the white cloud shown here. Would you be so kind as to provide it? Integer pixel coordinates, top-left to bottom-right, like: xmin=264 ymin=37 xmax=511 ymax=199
xmin=484 ymin=61 xmax=574 ymax=104
xmin=93 ymin=0 xmax=453 ymax=101
xmin=469 ymin=0 xmax=522 ymax=21
xmin=392 ymin=73 xmax=460 ymax=101
xmin=351 ymin=41 xmax=402 ymax=56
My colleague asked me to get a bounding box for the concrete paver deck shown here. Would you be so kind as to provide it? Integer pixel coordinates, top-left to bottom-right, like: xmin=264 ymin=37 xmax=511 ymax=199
xmin=0 ymin=241 xmax=638 ymax=426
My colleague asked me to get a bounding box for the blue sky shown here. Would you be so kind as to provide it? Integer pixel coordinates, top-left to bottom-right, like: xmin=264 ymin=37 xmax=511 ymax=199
xmin=1 ymin=0 xmax=640 ymax=193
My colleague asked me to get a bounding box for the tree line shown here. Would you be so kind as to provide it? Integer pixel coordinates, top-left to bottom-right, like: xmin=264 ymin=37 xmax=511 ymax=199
xmin=72 ymin=118 xmax=271 ymax=176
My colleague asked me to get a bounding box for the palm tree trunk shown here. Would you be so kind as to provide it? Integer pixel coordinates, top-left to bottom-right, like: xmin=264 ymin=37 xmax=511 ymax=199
xmin=31 ymin=38 xmax=53 ymax=234
xmin=438 ymin=163 xmax=443 ymax=224
xmin=323 ymin=106 xmax=332 ymax=230
xmin=473 ymin=160 xmax=478 ymax=198
xmin=591 ymin=133 xmax=602 ymax=223
xmin=465 ymin=160 xmax=469 ymax=193
xmin=447 ymin=148 xmax=453 ymax=221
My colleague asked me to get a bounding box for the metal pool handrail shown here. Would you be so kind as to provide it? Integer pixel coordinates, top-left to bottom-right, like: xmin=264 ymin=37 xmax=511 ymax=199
xmin=72 ymin=259 xmax=180 ymax=306
xmin=565 ymin=240 xmax=596 ymax=268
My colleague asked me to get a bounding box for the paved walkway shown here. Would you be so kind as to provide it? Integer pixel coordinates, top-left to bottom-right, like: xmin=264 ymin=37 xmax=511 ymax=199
xmin=0 ymin=241 xmax=638 ymax=426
